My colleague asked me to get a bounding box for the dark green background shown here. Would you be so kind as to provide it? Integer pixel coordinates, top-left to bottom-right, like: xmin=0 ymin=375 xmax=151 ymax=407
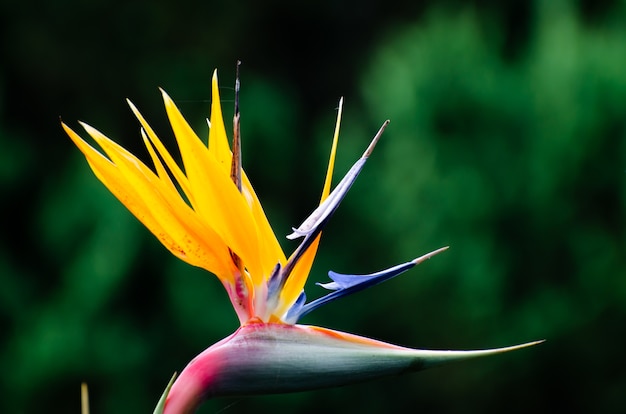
xmin=1 ymin=0 xmax=624 ymax=412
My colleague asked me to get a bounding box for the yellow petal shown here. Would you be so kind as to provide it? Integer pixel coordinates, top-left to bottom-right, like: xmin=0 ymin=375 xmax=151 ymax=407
xmin=276 ymin=98 xmax=343 ymax=316
xmin=63 ymin=122 xmax=234 ymax=281
xmin=206 ymin=72 xmax=285 ymax=277
xmin=141 ymin=130 xmax=175 ymax=190
xmin=241 ymin=173 xmax=287 ymax=275
xmin=319 ymin=98 xmax=343 ymax=200
xmin=207 ymin=69 xmax=232 ymax=171
xmin=127 ymin=99 xmax=196 ymax=208
xmin=160 ymin=90 xmax=265 ymax=287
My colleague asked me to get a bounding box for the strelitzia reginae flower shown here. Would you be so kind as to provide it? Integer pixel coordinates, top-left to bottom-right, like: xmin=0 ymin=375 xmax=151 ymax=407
xmin=63 ymin=69 xmax=540 ymax=413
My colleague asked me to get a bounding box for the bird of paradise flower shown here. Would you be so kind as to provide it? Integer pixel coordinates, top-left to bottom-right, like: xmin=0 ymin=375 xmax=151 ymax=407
xmin=63 ymin=69 xmax=541 ymax=414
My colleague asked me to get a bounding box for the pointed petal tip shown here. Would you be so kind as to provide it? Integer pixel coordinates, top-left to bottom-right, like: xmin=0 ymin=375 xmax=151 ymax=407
xmin=78 ymin=120 xmax=94 ymax=132
xmin=159 ymin=89 xmax=179 ymax=111
xmin=363 ymin=120 xmax=390 ymax=158
xmin=413 ymin=339 xmax=545 ymax=371
xmin=126 ymin=98 xmax=137 ymax=111
xmin=153 ymin=372 xmax=177 ymax=414
xmin=412 ymin=246 xmax=449 ymax=265
xmin=470 ymin=339 xmax=545 ymax=357
xmin=476 ymin=339 xmax=546 ymax=355
xmin=140 ymin=128 xmax=149 ymax=141
xmin=499 ymin=339 xmax=544 ymax=351
xmin=514 ymin=339 xmax=546 ymax=349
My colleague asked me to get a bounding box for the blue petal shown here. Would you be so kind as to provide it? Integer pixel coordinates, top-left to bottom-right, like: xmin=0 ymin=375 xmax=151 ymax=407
xmin=294 ymin=246 xmax=448 ymax=321
xmin=284 ymin=291 xmax=307 ymax=324
xmin=318 ymin=261 xmax=415 ymax=291
xmin=265 ymin=263 xmax=284 ymax=311
xmin=266 ymin=263 xmax=283 ymax=298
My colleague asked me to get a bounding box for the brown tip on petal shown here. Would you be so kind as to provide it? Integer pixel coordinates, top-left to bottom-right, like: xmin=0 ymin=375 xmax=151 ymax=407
xmin=363 ymin=120 xmax=390 ymax=158
xmin=412 ymin=246 xmax=449 ymax=265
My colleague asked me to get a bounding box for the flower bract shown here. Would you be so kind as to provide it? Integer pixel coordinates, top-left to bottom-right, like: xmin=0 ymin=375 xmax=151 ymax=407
xmin=63 ymin=70 xmax=541 ymax=414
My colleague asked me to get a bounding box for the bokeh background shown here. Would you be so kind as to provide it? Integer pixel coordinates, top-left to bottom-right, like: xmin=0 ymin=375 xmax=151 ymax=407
xmin=1 ymin=0 xmax=625 ymax=412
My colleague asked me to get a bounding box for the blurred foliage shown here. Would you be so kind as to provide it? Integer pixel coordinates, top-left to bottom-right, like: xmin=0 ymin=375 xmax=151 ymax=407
xmin=1 ymin=0 xmax=625 ymax=413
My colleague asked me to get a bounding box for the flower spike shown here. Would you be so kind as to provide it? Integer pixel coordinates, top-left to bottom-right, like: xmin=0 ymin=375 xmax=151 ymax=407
xmin=63 ymin=68 xmax=542 ymax=414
